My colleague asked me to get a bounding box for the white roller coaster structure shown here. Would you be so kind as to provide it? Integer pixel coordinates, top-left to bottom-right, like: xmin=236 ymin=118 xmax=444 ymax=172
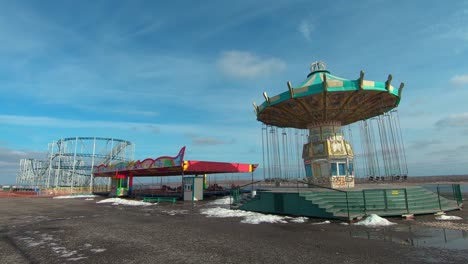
xmin=16 ymin=137 xmax=135 ymax=192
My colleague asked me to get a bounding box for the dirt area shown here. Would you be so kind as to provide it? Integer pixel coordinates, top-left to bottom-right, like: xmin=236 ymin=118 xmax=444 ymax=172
xmin=0 ymin=194 xmax=467 ymax=264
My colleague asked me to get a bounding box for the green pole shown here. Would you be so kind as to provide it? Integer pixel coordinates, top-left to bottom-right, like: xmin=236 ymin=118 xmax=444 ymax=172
xmin=191 ymin=177 xmax=195 ymax=209
xmin=345 ymin=192 xmax=350 ymax=220
xmin=437 ymin=185 xmax=442 ymax=211
xmin=362 ymin=190 xmax=367 ymax=215
xmin=383 ymin=190 xmax=388 ymax=211
xmin=404 ymin=189 xmax=409 ymax=214
xmin=251 ymin=171 xmax=254 ymax=196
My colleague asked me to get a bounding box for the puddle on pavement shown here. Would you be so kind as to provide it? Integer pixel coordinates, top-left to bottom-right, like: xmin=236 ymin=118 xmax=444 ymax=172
xmin=350 ymin=225 xmax=468 ymax=250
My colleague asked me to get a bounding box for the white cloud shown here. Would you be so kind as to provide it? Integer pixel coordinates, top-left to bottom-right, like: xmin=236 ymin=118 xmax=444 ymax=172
xmin=450 ymin=74 xmax=468 ymax=86
xmin=298 ymin=20 xmax=314 ymax=41
xmin=217 ymin=51 xmax=285 ymax=78
xmin=435 ymin=112 xmax=468 ymax=128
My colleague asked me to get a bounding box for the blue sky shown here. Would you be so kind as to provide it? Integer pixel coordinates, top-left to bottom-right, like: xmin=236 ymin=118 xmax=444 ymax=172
xmin=1 ymin=0 xmax=468 ymax=184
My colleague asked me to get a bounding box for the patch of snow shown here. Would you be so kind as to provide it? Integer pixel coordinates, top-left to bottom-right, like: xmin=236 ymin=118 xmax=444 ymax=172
xmin=60 ymin=250 xmax=77 ymax=258
xmin=52 ymin=246 xmax=66 ymax=253
xmin=290 ymin=217 xmax=308 ymax=223
xmin=162 ymin=210 xmax=188 ymax=216
xmin=53 ymin=194 xmax=97 ymax=199
xmin=209 ymin=197 xmax=232 ymax=205
xmin=242 ymin=214 xmax=288 ymax=224
xmin=436 ymin=215 xmax=463 ymax=221
xmin=340 ymin=222 xmax=349 ymax=225
xmin=27 ymin=241 xmax=45 ymax=247
xmin=40 ymin=234 xmax=54 ymax=241
xmin=354 ymin=214 xmax=396 ymax=227
xmin=68 ymin=257 xmax=88 ymax=261
xmin=85 ymin=198 xmax=94 ymax=201
xmin=19 ymin=231 xmax=109 ymax=261
xmin=311 ymin=220 xmax=330 ymax=225
xmin=96 ymin=198 xmax=152 ymax=206
xmin=200 ymin=207 xmax=306 ymax=224
xmin=90 ymin=248 xmax=107 ymax=253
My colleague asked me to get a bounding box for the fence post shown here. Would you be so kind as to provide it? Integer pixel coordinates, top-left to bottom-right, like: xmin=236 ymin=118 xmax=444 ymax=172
xmin=436 ymin=185 xmax=442 ymax=211
xmin=383 ymin=190 xmax=388 ymax=211
xmin=451 ymin=184 xmax=456 ymax=205
xmin=362 ymin=190 xmax=367 ymax=215
xmin=404 ymin=189 xmax=409 ymax=214
xmin=345 ymin=192 xmax=350 ymax=220
xmin=454 ymin=184 xmax=462 ymax=206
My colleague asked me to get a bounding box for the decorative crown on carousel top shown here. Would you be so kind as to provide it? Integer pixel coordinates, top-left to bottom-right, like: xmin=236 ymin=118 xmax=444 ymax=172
xmin=310 ymin=61 xmax=326 ymax=73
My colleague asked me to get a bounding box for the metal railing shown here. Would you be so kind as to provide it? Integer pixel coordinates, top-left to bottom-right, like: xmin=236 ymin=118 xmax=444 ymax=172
xmin=229 ymin=181 xmax=262 ymax=208
xmin=432 ymin=184 xmax=463 ymax=210
xmin=302 ymin=183 xmax=463 ymax=219
xmin=229 ymin=182 xmax=464 ymax=218
xmin=296 ymin=180 xmax=351 ymax=220
xmin=361 ymin=188 xmax=409 ymax=214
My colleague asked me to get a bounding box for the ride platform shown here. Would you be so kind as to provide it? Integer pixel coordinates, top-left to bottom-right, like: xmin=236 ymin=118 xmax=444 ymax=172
xmin=234 ymin=184 xmax=463 ymax=220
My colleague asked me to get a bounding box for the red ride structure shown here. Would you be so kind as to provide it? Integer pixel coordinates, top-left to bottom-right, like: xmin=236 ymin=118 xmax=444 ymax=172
xmin=93 ymin=146 xmax=257 ymax=197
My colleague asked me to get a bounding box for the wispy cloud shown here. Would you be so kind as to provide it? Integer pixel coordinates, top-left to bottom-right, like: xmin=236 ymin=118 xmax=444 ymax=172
xmin=407 ymin=139 xmax=442 ymax=150
xmin=435 ymin=112 xmax=468 ymax=128
xmin=298 ymin=20 xmax=314 ymax=41
xmin=0 ymin=114 xmax=198 ymax=134
xmin=423 ymin=5 xmax=468 ymax=42
xmin=184 ymin=133 xmax=235 ymax=146
xmin=125 ymin=21 xmax=164 ymax=38
xmin=192 ymin=137 xmax=226 ymax=146
xmin=0 ymin=147 xmax=45 ymax=163
xmin=0 ymin=147 xmax=46 ymax=183
xmin=73 ymin=105 xmax=160 ymax=117
xmin=427 ymin=144 xmax=468 ymax=158
xmin=217 ymin=51 xmax=285 ymax=78
xmin=450 ymin=74 xmax=468 ymax=86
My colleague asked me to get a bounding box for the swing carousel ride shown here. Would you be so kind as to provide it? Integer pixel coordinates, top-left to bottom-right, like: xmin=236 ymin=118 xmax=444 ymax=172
xmin=253 ymin=61 xmax=408 ymax=189
xmin=241 ymin=63 xmax=462 ymax=219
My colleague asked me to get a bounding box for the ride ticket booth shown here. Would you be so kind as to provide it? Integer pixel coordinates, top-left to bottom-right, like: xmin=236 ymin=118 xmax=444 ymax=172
xmin=111 ymin=174 xmax=130 ymax=197
xmin=183 ymin=175 xmax=204 ymax=201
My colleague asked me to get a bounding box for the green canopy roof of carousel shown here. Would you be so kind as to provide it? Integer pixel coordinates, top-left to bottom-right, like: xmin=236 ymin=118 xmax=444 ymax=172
xmin=254 ymin=62 xmax=404 ymax=129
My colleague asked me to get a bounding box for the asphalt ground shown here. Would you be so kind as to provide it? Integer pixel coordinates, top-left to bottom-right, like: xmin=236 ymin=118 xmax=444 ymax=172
xmin=0 ymin=195 xmax=467 ymax=264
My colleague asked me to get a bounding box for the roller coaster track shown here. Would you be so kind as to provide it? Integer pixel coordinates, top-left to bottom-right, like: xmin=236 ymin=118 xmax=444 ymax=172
xmin=17 ymin=137 xmax=134 ymax=187
xmin=99 ymin=141 xmax=131 ymax=165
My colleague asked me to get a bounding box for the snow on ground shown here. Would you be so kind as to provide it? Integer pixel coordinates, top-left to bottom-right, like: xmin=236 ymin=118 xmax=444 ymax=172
xmin=96 ymin=198 xmax=153 ymax=206
xmin=290 ymin=217 xmax=308 ymax=223
xmin=53 ymin=194 xmax=97 ymax=199
xmin=90 ymin=248 xmax=107 ymax=253
xmin=435 ymin=215 xmax=463 ymax=221
xmin=208 ymin=197 xmax=231 ymax=205
xmin=85 ymin=198 xmax=94 ymax=201
xmin=16 ymin=231 xmax=106 ymax=261
xmin=203 ymin=196 xmax=309 ymax=224
xmin=354 ymin=214 xmax=396 ymax=227
xmin=200 ymin=207 xmax=308 ymax=224
xmin=311 ymin=220 xmax=331 ymax=225
xmin=162 ymin=210 xmax=188 ymax=216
